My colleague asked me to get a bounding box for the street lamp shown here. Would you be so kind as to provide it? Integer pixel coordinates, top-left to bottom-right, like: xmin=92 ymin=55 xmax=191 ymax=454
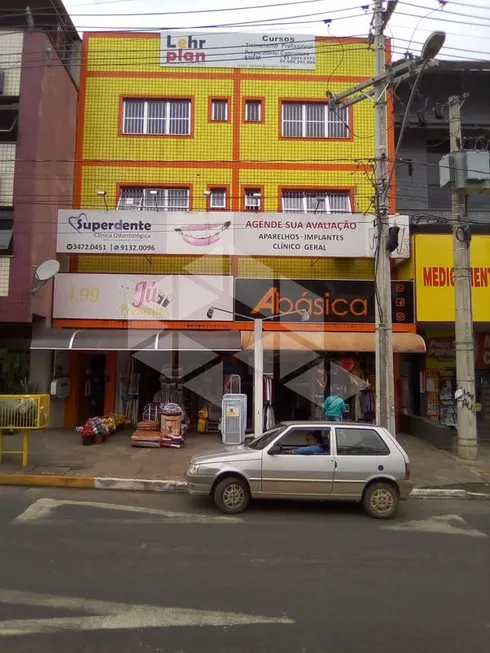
xmin=207 ymin=306 xmax=309 ymax=436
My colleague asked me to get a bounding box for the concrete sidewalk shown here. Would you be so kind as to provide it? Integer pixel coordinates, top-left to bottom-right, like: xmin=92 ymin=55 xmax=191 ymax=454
xmin=0 ymin=428 xmax=489 ymax=493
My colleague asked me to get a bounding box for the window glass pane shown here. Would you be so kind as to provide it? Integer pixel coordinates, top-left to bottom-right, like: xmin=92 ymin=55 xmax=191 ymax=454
xmin=168 ymin=100 xmax=190 ymax=135
xmin=282 ymin=102 xmax=302 ymax=137
xmin=167 ymin=188 xmax=189 ymax=210
xmin=329 ymin=192 xmax=351 ymax=213
xmin=147 ymin=101 xmax=166 ymax=134
xmin=212 ymin=100 xmax=228 ymax=121
xmin=210 ymin=189 xmax=226 ymax=209
xmin=118 ymin=188 xmax=144 ymax=209
xmin=142 ymin=189 xmax=166 ymax=210
xmin=245 ymin=190 xmax=261 ymax=210
xmin=123 ymin=100 xmax=145 ymax=134
xmin=245 ymin=101 xmax=261 ymax=122
xmin=281 ymin=191 xmax=351 ymax=214
xmin=278 ymin=429 xmax=330 ymax=453
xmin=282 ymin=191 xmax=304 ymax=213
xmin=305 ymin=193 xmax=327 ymax=213
xmin=118 ymin=188 xmax=189 ymax=211
xmin=305 ymin=103 xmax=325 ymax=138
xmin=247 ymin=426 xmax=286 ymax=450
xmin=328 ymin=105 xmax=348 ymax=138
xmin=335 ymin=428 xmax=390 ymax=456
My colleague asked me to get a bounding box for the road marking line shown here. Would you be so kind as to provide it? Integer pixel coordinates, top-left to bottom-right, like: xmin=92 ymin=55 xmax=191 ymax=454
xmin=384 ymin=514 xmax=488 ymax=538
xmin=13 ymin=498 xmax=242 ymax=524
xmin=0 ymin=589 xmax=293 ymax=635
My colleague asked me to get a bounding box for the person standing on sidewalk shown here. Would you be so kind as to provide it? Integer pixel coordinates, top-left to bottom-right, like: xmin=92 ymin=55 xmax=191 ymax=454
xmin=323 ymin=394 xmax=347 ymax=422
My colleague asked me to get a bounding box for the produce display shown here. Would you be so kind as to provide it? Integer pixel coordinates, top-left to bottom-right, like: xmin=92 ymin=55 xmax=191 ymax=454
xmin=77 ymin=413 xmax=128 ymax=445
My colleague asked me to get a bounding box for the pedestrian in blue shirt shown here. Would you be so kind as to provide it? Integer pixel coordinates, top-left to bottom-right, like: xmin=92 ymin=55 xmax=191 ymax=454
xmin=323 ymin=394 xmax=347 ymax=422
xmin=292 ymin=432 xmax=325 ymax=455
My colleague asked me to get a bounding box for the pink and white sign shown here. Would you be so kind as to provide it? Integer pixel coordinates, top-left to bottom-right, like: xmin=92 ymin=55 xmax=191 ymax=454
xmin=53 ymin=274 xmax=234 ymax=321
xmin=56 ymin=210 xmax=410 ymax=259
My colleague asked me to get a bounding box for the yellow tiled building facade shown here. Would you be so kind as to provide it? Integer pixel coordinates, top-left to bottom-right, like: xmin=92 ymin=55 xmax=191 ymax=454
xmin=75 ymin=32 xmax=389 ymax=279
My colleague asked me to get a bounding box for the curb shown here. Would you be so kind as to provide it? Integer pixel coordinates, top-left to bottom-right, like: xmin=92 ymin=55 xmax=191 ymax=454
xmin=0 ymin=474 xmax=489 ymax=499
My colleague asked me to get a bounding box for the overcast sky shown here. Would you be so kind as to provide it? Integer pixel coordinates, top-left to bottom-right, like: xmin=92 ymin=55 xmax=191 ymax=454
xmin=62 ymin=0 xmax=490 ymax=61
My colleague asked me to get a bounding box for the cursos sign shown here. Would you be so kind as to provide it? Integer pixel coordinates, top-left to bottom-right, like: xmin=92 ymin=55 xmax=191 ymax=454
xmin=160 ymin=32 xmax=316 ymax=70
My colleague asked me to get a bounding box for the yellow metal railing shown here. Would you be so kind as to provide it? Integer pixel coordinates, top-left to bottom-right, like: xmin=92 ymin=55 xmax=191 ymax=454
xmin=0 ymin=395 xmax=50 ymax=466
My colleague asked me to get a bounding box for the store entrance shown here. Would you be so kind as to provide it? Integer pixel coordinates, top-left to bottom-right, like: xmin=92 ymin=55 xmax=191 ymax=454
xmin=78 ymin=354 xmax=106 ymax=423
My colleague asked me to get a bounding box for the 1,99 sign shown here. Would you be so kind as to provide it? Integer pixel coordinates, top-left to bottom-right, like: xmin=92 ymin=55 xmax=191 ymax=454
xmin=69 ymin=287 xmax=100 ymax=302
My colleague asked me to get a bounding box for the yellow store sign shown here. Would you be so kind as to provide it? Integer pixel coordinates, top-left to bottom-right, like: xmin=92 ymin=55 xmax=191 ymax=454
xmin=415 ymin=234 xmax=490 ymax=322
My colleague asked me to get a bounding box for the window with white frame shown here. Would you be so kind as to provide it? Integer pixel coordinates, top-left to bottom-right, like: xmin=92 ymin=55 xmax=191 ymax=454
xmin=117 ymin=187 xmax=190 ymax=211
xmin=245 ymin=100 xmax=262 ymax=122
xmin=209 ymin=188 xmax=227 ymax=209
xmin=244 ymin=189 xmax=262 ymax=211
xmin=211 ymin=99 xmax=228 ymax=122
xmin=123 ymin=99 xmax=191 ymax=135
xmin=282 ymin=102 xmax=348 ymax=138
xmin=281 ymin=190 xmax=351 ymax=214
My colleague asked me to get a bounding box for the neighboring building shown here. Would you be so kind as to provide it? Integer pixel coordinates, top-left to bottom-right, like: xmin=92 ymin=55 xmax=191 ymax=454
xmin=394 ymin=61 xmax=490 ymax=438
xmin=0 ymin=1 xmax=80 ymax=413
xmin=43 ymin=31 xmax=422 ymax=428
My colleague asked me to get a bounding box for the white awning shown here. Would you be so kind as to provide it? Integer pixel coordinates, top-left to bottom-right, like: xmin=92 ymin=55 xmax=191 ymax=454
xmin=31 ymin=329 xmax=241 ymax=352
xmin=241 ymin=331 xmax=426 ymax=353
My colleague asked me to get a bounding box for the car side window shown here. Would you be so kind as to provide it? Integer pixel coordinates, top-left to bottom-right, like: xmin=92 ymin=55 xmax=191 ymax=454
xmin=335 ymin=428 xmax=390 ymax=456
xmin=277 ymin=429 xmax=330 ymax=454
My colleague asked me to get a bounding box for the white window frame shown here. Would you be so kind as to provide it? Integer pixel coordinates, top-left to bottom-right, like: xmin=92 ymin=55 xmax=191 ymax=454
xmin=211 ymin=99 xmax=228 ymax=122
xmin=117 ymin=187 xmax=190 ymax=211
xmin=245 ymin=100 xmax=262 ymax=122
xmin=281 ymin=102 xmax=348 ymax=139
xmin=122 ymin=99 xmax=191 ymax=135
xmin=281 ymin=191 xmax=351 ymax=214
xmin=209 ymin=188 xmax=227 ymax=210
xmin=244 ymin=189 xmax=262 ymax=211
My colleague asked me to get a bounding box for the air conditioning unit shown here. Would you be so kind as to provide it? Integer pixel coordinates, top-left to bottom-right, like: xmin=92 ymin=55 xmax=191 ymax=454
xmin=439 ymin=151 xmax=490 ymax=194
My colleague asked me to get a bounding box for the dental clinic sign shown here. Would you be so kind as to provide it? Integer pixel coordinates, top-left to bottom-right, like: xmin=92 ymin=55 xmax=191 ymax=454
xmin=160 ymin=32 xmax=316 ymax=70
xmin=56 ymin=210 xmax=234 ymax=256
xmin=56 ymin=210 xmax=410 ymax=259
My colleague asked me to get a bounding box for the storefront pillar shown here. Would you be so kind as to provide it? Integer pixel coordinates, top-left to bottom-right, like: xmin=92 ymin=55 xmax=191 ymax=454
xmin=394 ymin=353 xmax=401 ymax=433
xmin=104 ymin=352 xmax=117 ymax=415
xmin=64 ymin=351 xmax=80 ymax=427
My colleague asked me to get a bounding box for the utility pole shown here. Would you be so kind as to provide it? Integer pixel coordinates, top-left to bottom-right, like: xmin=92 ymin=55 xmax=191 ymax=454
xmin=448 ymin=96 xmax=478 ymax=460
xmin=373 ymin=0 xmax=395 ymax=435
xmin=327 ymin=8 xmax=444 ymax=436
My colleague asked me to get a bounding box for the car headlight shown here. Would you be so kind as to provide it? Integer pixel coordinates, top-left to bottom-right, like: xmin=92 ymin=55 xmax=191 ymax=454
xmin=188 ymin=463 xmax=200 ymax=475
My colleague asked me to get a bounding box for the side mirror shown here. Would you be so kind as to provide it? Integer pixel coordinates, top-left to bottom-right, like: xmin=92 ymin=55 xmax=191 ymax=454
xmin=268 ymin=444 xmax=281 ymax=455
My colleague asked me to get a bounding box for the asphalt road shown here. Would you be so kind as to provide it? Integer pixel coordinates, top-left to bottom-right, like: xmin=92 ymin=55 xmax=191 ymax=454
xmin=0 ymin=487 xmax=489 ymax=653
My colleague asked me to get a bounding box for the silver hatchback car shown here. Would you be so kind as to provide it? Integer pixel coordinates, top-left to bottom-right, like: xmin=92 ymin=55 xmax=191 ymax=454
xmin=186 ymin=421 xmax=413 ymax=519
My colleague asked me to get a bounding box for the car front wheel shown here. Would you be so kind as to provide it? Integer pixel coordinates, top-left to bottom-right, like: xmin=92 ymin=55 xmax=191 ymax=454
xmin=213 ymin=476 xmax=250 ymax=515
xmin=363 ymin=482 xmax=399 ymax=519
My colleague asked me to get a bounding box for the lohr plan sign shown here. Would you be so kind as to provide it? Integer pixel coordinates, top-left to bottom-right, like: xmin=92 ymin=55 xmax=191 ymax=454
xmin=159 ymin=32 xmax=316 ymax=69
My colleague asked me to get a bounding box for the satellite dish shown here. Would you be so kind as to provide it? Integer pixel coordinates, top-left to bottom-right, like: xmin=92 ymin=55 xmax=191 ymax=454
xmin=34 ymin=259 xmax=60 ymax=282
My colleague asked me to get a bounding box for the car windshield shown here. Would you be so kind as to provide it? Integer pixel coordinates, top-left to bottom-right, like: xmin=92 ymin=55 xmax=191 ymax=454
xmin=246 ymin=426 xmax=286 ymax=450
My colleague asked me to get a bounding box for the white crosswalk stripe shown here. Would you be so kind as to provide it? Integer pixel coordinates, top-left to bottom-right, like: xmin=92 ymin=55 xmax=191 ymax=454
xmin=13 ymin=497 xmax=243 ymax=524
xmin=384 ymin=514 xmax=488 ymax=537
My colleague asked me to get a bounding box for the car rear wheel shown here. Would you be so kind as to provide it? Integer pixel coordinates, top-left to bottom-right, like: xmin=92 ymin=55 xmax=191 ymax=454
xmin=213 ymin=477 xmax=250 ymax=515
xmin=363 ymin=482 xmax=399 ymax=519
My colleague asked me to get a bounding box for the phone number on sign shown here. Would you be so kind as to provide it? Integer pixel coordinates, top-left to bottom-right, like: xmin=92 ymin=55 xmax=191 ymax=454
xmin=65 ymin=244 xmax=156 ymax=252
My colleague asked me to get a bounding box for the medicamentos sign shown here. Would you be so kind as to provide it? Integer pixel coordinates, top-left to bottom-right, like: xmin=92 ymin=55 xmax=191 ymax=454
xmin=57 ymin=211 xmax=409 ymax=259
xmin=159 ymin=32 xmax=316 ymax=70
xmin=53 ymin=274 xmax=234 ymax=321
xmin=415 ymin=234 xmax=490 ymax=322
